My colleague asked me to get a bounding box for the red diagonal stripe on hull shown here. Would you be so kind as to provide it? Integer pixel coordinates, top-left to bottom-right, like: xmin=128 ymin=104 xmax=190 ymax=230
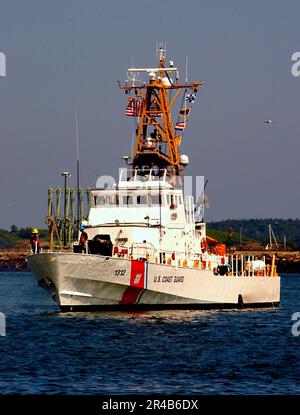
xmin=130 ymin=260 xmax=145 ymax=288
xmin=120 ymin=287 xmax=143 ymax=305
xmin=120 ymin=260 xmax=145 ymax=304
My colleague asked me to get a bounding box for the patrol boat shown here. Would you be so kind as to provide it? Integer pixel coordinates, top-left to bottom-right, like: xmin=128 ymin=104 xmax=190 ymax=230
xmin=27 ymin=47 xmax=280 ymax=311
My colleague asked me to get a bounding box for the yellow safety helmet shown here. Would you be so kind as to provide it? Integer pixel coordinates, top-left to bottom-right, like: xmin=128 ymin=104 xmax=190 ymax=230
xmin=32 ymin=228 xmax=39 ymax=234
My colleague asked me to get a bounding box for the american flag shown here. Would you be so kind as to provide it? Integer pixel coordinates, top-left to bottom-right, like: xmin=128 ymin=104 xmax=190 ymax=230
xmin=125 ymin=98 xmax=143 ymax=117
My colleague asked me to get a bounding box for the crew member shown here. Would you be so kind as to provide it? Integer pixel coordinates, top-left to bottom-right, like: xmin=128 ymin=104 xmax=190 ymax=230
xmin=79 ymin=225 xmax=88 ymax=253
xmin=30 ymin=228 xmax=41 ymax=254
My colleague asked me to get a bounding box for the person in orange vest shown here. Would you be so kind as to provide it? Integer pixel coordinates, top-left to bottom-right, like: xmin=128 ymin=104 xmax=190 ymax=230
xmin=79 ymin=225 xmax=88 ymax=253
xmin=30 ymin=228 xmax=41 ymax=254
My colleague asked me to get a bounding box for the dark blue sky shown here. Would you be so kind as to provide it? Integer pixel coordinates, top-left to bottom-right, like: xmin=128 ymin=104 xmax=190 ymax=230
xmin=0 ymin=0 xmax=299 ymax=229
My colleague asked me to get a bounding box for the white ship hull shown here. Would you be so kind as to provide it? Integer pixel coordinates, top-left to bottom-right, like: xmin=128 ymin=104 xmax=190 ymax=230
xmin=27 ymin=253 xmax=280 ymax=311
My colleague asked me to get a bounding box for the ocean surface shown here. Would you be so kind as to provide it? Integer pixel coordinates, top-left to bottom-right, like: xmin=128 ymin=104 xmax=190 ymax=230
xmin=0 ymin=272 xmax=300 ymax=395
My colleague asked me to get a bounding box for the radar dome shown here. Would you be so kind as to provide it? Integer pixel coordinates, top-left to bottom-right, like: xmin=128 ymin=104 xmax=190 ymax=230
xmin=149 ymin=71 xmax=156 ymax=81
xmin=180 ymin=154 xmax=189 ymax=166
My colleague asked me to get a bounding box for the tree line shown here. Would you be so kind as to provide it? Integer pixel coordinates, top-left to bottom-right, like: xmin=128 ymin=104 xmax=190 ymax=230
xmin=207 ymin=218 xmax=300 ymax=249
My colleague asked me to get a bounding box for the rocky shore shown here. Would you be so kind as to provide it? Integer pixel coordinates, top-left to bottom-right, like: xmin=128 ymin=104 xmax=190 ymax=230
xmin=0 ymin=251 xmax=30 ymax=272
xmin=0 ymin=250 xmax=300 ymax=273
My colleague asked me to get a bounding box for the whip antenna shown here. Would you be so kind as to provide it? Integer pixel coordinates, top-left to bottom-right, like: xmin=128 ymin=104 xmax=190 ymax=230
xmin=75 ymin=107 xmax=80 ymax=227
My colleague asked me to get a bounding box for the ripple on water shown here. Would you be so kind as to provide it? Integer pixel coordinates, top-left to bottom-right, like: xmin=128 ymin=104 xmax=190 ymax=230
xmin=0 ymin=272 xmax=300 ymax=394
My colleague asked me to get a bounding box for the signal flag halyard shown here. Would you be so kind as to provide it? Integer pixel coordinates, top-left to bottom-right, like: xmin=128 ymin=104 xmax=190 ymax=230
xmin=185 ymin=93 xmax=196 ymax=103
xmin=179 ymin=108 xmax=191 ymax=117
xmin=175 ymin=122 xmax=186 ymax=131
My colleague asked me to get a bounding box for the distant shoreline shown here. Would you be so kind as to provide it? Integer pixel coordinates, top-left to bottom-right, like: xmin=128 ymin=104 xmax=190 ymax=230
xmin=1 ymin=249 xmax=300 ymax=273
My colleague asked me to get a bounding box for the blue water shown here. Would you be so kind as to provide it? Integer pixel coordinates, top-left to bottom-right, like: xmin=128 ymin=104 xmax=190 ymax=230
xmin=0 ymin=272 xmax=300 ymax=394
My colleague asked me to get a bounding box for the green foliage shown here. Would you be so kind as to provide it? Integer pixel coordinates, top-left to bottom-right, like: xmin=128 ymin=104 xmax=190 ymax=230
xmin=207 ymin=218 xmax=300 ymax=249
xmin=206 ymin=228 xmax=255 ymax=244
xmin=16 ymin=227 xmax=33 ymax=239
xmin=0 ymin=229 xmax=18 ymax=248
xmin=10 ymin=224 xmax=18 ymax=233
xmin=0 ymin=227 xmax=48 ymax=248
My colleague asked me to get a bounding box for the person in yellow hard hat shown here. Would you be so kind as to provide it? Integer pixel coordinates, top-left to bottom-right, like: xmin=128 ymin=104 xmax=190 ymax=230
xmin=30 ymin=228 xmax=41 ymax=254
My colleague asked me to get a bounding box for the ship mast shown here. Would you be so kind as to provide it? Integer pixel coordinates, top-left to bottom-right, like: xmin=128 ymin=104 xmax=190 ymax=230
xmin=120 ymin=46 xmax=203 ymax=180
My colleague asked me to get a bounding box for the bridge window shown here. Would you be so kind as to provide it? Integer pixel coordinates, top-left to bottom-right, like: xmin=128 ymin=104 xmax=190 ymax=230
xmin=151 ymin=194 xmax=163 ymax=205
xmin=167 ymin=194 xmax=182 ymax=206
xmin=122 ymin=195 xmax=134 ymax=205
xmin=108 ymin=195 xmax=118 ymax=205
xmin=137 ymin=195 xmax=148 ymax=206
xmin=96 ymin=195 xmax=106 ymax=205
xmin=175 ymin=195 xmax=180 ymax=205
xmin=94 ymin=194 xmax=118 ymax=206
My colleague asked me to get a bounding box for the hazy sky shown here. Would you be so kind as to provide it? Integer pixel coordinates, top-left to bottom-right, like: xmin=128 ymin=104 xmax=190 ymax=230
xmin=0 ymin=0 xmax=299 ymax=229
